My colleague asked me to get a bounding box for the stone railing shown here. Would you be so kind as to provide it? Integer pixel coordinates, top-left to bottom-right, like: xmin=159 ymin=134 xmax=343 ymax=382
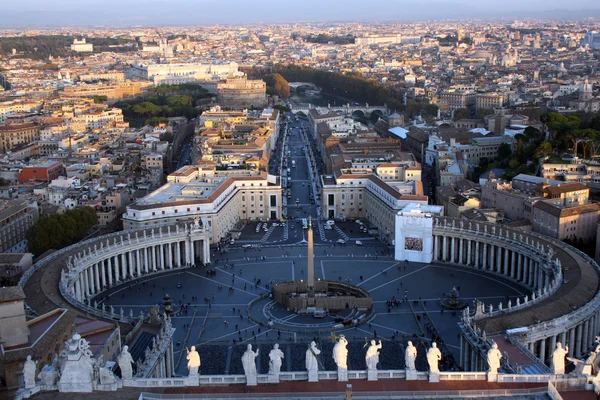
xmin=116 ymin=370 xmax=563 ymax=388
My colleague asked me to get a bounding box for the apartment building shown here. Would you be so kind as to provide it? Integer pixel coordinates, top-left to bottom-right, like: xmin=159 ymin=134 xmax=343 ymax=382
xmin=0 ymin=199 xmax=39 ymax=253
xmin=533 ymin=201 xmax=600 ymax=241
xmin=122 ymin=166 xmax=282 ymax=243
xmin=439 ymin=90 xmax=476 ymax=111
xmin=321 ymin=173 xmax=427 ymax=244
xmin=17 ymin=161 xmax=63 ymax=184
xmin=475 ymin=92 xmax=504 ymax=110
xmin=0 ymin=123 xmax=40 ymax=152
xmin=70 ymin=108 xmax=126 ymax=132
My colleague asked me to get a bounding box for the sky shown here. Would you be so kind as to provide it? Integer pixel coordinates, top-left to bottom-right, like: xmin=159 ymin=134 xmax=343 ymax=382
xmin=3 ymin=0 xmax=600 ymax=27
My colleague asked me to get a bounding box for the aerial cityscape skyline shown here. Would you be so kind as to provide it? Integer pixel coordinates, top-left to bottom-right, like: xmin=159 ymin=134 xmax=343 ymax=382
xmin=1 ymin=7 xmax=600 ymax=400
xmin=3 ymin=0 xmax=600 ymax=26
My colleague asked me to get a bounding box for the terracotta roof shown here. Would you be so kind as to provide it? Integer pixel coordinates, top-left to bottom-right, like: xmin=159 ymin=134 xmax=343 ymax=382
xmin=544 ymin=183 xmax=589 ymax=196
xmin=534 ymin=201 xmax=600 ymax=218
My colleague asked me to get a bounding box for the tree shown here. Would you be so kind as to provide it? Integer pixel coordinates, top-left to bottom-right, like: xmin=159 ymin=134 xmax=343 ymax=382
xmin=534 ymin=141 xmax=553 ymax=159
xmin=497 ymin=143 xmax=512 ymax=160
xmin=453 ymin=108 xmax=468 ymax=121
xmin=264 ymin=73 xmax=290 ymax=99
xmin=476 ymin=108 xmax=494 ymax=119
xmin=26 ymin=207 xmax=97 ymax=256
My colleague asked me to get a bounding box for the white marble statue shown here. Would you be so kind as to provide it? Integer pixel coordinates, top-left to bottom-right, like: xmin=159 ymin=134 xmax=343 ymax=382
xmin=487 ymin=342 xmax=502 ymax=374
xmin=333 ymin=335 xmax=349 ymax=370
xmin=118 ymin=345 xmax=135 ymax=379
xmin=23 ymin=355 xmax=38 ymax=389
xmin=405 ymin=341 xmax=417 ymax=371
xmin=58 ymin=333 xmax=95 ymax=393
xmin=268 ymin=343 xmax=284 ymax=375
xmin=242 ymin=344 xmax=259 ymax=385
xmin=365 ymin=340 xmax=382 ymax=370
xmin=186 ymin=346 xmax=201 ymax=376
xmin=552 ymin=342 xmax=569 ymax=375
xmin=427 ymin=342 xmax=442 ymax=373
xmin=306 ymin=341 xmax=321 ymax=372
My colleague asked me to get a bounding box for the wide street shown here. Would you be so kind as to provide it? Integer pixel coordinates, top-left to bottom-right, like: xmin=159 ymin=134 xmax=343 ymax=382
xmin=99 ymin=114 xmax=529 ymax=376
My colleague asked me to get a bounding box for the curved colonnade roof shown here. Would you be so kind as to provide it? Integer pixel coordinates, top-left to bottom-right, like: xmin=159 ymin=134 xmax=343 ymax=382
xmin=434 ymin=222 xmax=600 ymax=335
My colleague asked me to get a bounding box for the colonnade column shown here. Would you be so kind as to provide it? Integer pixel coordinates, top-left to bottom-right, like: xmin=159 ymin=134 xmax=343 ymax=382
xmin=204 ymin=239 xmax=210 ymax=264
xmin=576 ymin=324 xmax=583 ymax=358
xmin=569 ymin=328 xmax=576 ymax=357
xmin=467 ymin=240 xmax=472 ymax=266
xmin=143 ymin=248 xmax=148 ymax=274
xmin=517 ymin=254 xmax=522 ymax=281
xmin=114 ymin=255 xmax=120 ymax=282
xmin=504 ymin=248 xmax=509 ymax=276
xmin=129 ymin=251 xmax=135 ymax=277
xmin=495 ymin=246 xmax=502 ymax=273
xmin=539 ymin=338 xmax=546 ymax=365
xmin=550 ymin=335 xmax=557 ymax=361
xmin=475 ymin=241 xmax=480 ymax=268
xmin=190 ymin=239 xmax=195 ymax=265
xmin=583 ymin=320 xmax=590 ymax=355
xmin=159 ymin=245 xmax=165 ymax=270
xmin=443 ymin=236 xmax=448 ymax=261
xmin=107 ymin=257 xmax=113 ymax=286
xmin=93 ymin=263 xmax=100 ymax=292
xmin=121 ymin=253 xmax=127 ymax=279
xmin=89 ymin=266 xmax=96 ymax=295
xmin=151 ymin=246 xmax=157 ymax=272
xmin=482 ymin=243 xmax=487 ymax=269
xmin=100 ymin=260 xmax=106 ymax=289
xmin=76 ymin=278 xmax=83 ymax=302
xmin=433 ymin=236 xmax=439 ymax=261
xmin=168 ymin=243 xmax=173 ymax=269
xmin=176 ymin=242 xmax=181 ymax=267
xmin=451 ymin=237 xmax=456 ymax=263
xmin=83 ymin=270 xmax=89 ymax=298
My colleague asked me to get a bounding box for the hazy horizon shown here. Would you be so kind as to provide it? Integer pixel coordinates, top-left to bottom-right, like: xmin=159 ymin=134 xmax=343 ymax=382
xmin=2 ymin=0 xmax=600 ymax=27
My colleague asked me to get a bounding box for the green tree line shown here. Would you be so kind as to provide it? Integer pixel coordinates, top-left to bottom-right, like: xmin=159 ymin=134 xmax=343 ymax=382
xmin=114 ymin=84 xmax=212 ymax=126
xmin=304 ymin=34 xmax=355 ymax=45
xmin=243 ymin=64 xmax=404 ymax=111
xmin=27 ymin=207 xmax=98 ymax=256
xmin=263 ymin=73 xmax=290 ymax=99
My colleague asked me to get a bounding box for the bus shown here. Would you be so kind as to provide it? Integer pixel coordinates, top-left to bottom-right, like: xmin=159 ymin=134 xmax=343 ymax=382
xmin=302 ymin=218 xmax=308 ymax=229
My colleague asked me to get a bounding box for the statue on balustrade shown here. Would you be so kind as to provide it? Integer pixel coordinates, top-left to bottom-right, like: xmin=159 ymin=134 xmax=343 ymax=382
xmin=552 ymin=342 xmax=569 ymax=375
xmin=487 ymin=342 xmax=502 ymax=374
xmin=427 ymin=342 xmax=442 ymax=373
xmin=242 ymin=344 xmax=259 ymax=385
xmin=23 ymin=355 xmax=38 ymax=389
xmin=333 ymin=335 xmax=349 ymax=371
xmin=58 ymin=333 xmax=95 ymax=393
xmin=186 ymin=346 xmax=201 ymax=376
xmin=118 ymin=345 xmax=135 ymax=379
xmin=365 ymin=340 xmax=382 ymax=371
xmin=268 ymin=343 xmax=284 ymax=375
xmin=405 ymin=341 xmax=417 ymax=372
xmin=306 ymin=341 xmax=321 ymax=372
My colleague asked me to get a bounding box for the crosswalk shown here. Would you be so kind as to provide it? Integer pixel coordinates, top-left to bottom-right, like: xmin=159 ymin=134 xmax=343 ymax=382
xmin=334 ymin=225 xmax=350 ymax=242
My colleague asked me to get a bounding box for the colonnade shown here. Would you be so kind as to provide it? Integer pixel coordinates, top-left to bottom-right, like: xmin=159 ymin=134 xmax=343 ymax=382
xmin=432 ymin=235 xmax=549 ymax=292
xmin=433 ymin=221 xmax=600 ymax=372
xmin=528 ymin=311 xmax=600 ymax=361
xmin=73 ymin=236 xmax=210 ymax=302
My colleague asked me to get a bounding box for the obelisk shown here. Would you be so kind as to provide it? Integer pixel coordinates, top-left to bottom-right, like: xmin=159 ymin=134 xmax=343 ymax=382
xmin=307 ymin=216 xmax=315 ymax=305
